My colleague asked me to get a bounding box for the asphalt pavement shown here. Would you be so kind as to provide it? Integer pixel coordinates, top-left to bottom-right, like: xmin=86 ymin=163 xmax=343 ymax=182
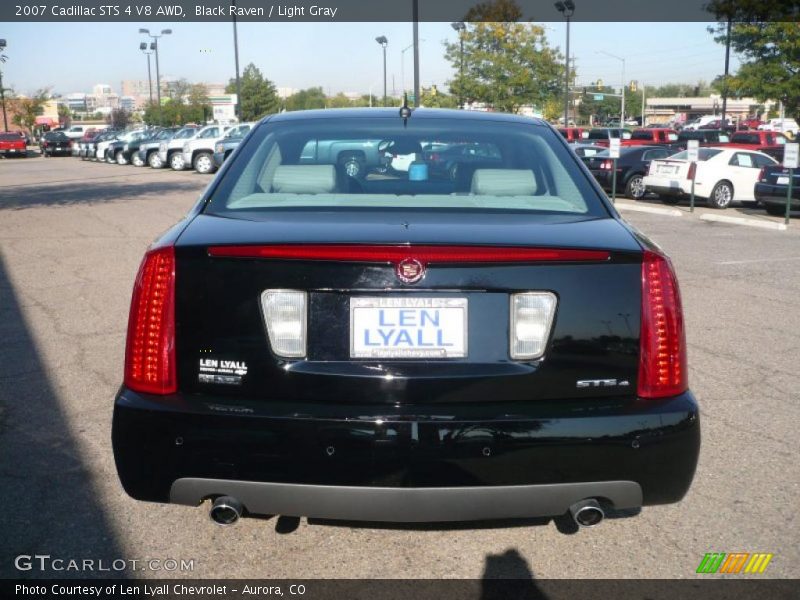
xmin=0 ymin=154 xmax=798 ymax=580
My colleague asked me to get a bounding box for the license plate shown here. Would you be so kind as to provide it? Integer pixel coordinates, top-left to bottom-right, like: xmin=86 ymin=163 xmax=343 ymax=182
xmin=350 ymin=297 xmax=467 ymax=359
xmin=777 ymin=176 xmax=789 ymax=185
xmin=658 ymin=165 xmax=677 ymax=175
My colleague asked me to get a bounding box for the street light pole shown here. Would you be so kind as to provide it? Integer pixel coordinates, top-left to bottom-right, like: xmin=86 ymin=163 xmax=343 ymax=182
xmin=412 ymin=0 xmax=420 ymax=108
xmin=450 ymin=22 xmax=465 ymax=109
xmin=375 ymin=36 xmax=388 ymax=106
xmin=555 ymin=1 xmax=575 ymax=127
xmin=139 ymin=28 xmax=172 ymax=123
xmin=0 ymin=39 xmax=8 ymax=131
xmin=139 ymin=42 xmax=154 ymax=104
xmin=232 ymin=0 xmax=242 ymax=120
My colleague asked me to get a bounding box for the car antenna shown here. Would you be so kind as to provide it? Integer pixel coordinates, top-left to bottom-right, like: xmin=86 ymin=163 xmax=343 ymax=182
xmin=399 ymin=93 xmax=412 ymax=127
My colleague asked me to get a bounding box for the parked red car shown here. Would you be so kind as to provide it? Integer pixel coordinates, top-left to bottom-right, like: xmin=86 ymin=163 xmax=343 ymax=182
xmin=0 ymin=132 xmax=28 ymax=157
xmin=557 ymin=127 xmax=585 ymax=143
xmin=738 ymin=118 xmax=763 ymax=131
xmin=624 ymin=128 xmax=679 ymax=146
xmin=726 ymin=131 xmax=786 ymax=162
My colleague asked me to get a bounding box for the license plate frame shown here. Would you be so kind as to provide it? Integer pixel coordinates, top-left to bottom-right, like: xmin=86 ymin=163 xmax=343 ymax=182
xmin=349 ymin=297 xmax=468 ymax=359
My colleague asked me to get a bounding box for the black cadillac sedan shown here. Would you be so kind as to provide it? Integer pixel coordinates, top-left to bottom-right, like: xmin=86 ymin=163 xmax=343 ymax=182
xmin=113 ymin=108 xmax=700 ymax=527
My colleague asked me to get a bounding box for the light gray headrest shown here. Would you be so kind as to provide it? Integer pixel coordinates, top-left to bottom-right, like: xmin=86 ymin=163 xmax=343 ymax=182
xmin=470 ymin=169 xmax=537 ymax=196
xmin=272 ymin=165 xmax=337 ymax=194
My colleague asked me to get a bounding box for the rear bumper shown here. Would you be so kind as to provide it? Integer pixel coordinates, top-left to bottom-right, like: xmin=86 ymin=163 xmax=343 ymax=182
xmin=170 ymin=479 xmax=642 ymax=522
xmin=113 ymin=388 xmax=700 ymax=521
xmin=755 ymin=184 xmax=800 ymax=208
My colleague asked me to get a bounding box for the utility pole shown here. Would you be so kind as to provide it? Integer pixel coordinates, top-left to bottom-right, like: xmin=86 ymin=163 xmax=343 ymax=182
xmin=721 ymin=17 xmax=732 ymax=125
xmin=413 ymin=0 xmax=420 ymax=108
xmin=232 ymin=0 xmax=242 ymax=120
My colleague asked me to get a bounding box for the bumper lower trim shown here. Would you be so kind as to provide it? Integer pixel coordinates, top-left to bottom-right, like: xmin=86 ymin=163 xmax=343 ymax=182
xmin=169 ymin=479 xmax=642 ymax=522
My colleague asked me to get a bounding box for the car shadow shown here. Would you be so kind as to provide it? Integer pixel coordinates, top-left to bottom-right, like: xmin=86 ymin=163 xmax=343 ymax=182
xmin=0 ymin=252 xmax=125 ymax=578
xmin=0 ymin=178 xmax=203 ymax=210
xmin=480 ymin=548 xmax=549 ymax=599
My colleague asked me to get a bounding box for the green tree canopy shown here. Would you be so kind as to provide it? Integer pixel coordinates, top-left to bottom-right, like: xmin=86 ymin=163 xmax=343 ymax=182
xmin=444 ymin=20 xmax=564 ymax=114
xmin=284 ymin=87 xmax=327 ymax=111
xmin=10 ymin=89 xmax=50 ymax=133
xmin=226 ymin=63 xmax=279 ymax=121
xmin=710 ymin=22 xmax=800 ymax=117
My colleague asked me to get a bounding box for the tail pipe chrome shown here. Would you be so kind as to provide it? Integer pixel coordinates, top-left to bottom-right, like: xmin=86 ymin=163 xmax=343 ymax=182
xmin=209 ymin=496 xmax=243 ymax=526
xmin=569 ymin=499 xmax=605 ymax=528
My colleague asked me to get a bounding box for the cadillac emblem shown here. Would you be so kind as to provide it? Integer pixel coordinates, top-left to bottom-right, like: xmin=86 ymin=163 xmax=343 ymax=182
xmin=396 ymin=258 xmax=426 ymax=284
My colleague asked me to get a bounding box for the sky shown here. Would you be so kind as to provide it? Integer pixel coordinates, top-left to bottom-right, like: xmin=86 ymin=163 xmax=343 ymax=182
xmin=0 ymin=21 xmax=738 ymax=97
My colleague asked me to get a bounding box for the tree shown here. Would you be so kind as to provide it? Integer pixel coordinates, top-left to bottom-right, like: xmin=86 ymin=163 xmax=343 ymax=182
xmin=444 ymin=13 xmax=563 ymax=113
xmin=57 ymin=103 xmax=71 ymax=128
xmin=578 ymin=86 xmax=623 ymax=124
xmin=708 ymin=2 xmax=800 ymax=117
xmin=419 ymin=86 xmax=459 ymax=108
xmin=108 ymin=108 xmax=131 ymax=129
xmin=226 ymin=63 xmax=279 ymax=121
xmin=284 ymin=87 xmax=327 ymax=111
xmin=10 ymin=89 xmax=49 ymax=133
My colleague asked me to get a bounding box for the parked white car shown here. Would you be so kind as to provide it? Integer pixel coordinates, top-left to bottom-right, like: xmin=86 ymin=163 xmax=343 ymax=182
xmin=682 ymin=116 xmax=724 ymax=131
xmin=643 ymin=147 xmax=778 ymax=209
xmin=160 ymin=124 xmax=228 ymax=171
xmin=181 ymin=123 xmax=250 ymax=174
xmin=758 ymin=118 xmax=798 ymax=137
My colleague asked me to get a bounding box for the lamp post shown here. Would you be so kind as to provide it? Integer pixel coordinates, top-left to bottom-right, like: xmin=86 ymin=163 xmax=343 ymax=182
xmin=450 ymin=22 xmax=466 ymax=109
xmin=598 ymin=50 xmax=625 ymax=127
xmin=554 ymin=1 xmax=575 ymax=127
xmin=231 ymin=0 xmax=242 ymax=120
xmin=0 ymin=39 xmax=8 ymax=131
xmin=139 ymin=42 xmax=155 ymax=104
xmin=139 ymin=28 xmax=172 ymax=122
xmin=375 ymin=35 xmax=388 ymax=106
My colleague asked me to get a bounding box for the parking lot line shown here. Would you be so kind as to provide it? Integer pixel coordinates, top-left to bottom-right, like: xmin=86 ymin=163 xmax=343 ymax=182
xmin=615 ymin=202 xmax=683 ymax=217
xmin=699 ymin=213 xmax=788 ymax=231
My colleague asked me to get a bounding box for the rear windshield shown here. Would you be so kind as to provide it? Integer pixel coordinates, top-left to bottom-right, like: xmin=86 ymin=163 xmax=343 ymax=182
xmin=668 ymin=148 xmax=723 ymax=161
xmin=204 ymin=116 xmax=608 ymax=217
xmin=0 ymin=133 xmax=21 ymax=141
xmin=206 ymin=116 xmax=607 ymax=216
xmin=631 ymin=131 xmax=654 ymax=140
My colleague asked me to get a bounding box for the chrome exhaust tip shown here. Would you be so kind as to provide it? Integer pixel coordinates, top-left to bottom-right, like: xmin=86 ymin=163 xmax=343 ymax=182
xmin=209 ymin=496 xmax=243 ymax=526
xmin=569 ymin=499 xmax=604 ymax=528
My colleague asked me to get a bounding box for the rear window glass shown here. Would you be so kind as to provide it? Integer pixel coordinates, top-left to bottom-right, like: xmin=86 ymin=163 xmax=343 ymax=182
xmin=631 ymin=131 xmax=653 ymax=140
xmin=669 ymin=148 xmax=723 ymax=161
xmin=733 ymin=133 xmax=760 ymax=144
xmin=205 ymin=116 xmax=608 ymax=217
xmin=0 ymin=133 xmax=21 ymax=141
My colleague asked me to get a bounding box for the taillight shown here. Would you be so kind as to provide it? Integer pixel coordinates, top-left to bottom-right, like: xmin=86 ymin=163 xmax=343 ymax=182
xmin=124 ymin=246 xmax=176 ymax=395
xmin=757 ymin=167 xmax=767 ymax=182
xmin=600 ymin=160 xmax=613 ymax=170
xmin=638 ymin=250 xmax=687 ymax=399
xmin=687 ymin=163 xmax=696 ymax=179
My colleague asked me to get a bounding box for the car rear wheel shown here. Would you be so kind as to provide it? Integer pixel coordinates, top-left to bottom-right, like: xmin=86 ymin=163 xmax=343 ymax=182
xmin=764 ymin=204 xmax=787 ymax=217
xmin=193 ymin=152 xmax=215 ymax=174
xmin=708 ymin=181 xmax=733 ymax=209
xmin=131 ymin=153 xmax=144 ymax=167
xmin=625 ymin=174 xmax=646 ymax=200
xmin=170 ymin=152 xmax=185 ymax=171
xmin=115 ymin=150 xmax=127 ymax=165
xmin=148 ymin=152 xmax=163 ymax=168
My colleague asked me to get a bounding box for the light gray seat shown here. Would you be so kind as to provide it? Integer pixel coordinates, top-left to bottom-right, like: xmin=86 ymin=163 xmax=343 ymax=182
xmin=470 ymin=169 xmax=537 ymax=196
xmin=271 ymin=165 xmax=337 ymax=194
